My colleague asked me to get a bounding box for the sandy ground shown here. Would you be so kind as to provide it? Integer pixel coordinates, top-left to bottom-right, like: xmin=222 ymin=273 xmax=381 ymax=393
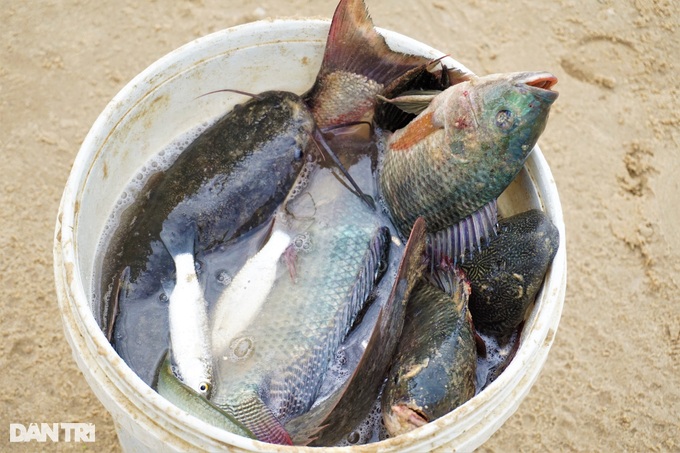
xmin=2 ymin=0 xmax=679 ymax=451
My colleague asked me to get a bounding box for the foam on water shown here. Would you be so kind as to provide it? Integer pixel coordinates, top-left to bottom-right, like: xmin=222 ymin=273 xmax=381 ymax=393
xmin=335 ymin=389 xmax=390 ymax=446
xmin=93 ymin=119 xmax=218 ymax=312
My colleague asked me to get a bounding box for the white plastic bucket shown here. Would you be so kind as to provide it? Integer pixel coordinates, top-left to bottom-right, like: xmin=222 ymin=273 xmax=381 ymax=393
xmin=54 ymin=19 xmax=567 ymax=452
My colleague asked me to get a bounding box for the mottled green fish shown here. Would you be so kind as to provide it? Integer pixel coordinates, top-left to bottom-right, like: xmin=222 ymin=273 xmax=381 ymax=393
xmin=379 ymin=72 xmax=558 ymax=240
xmin=460 ymin=209 xmax=559 ymax=339
xmin=381 ymin=269 xmax=477 ymax=436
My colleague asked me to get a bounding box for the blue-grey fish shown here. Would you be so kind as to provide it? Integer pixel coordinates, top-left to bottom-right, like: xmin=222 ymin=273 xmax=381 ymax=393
xmin=209 ymin=156 xmax=393 ymax=445
xmin=286 ymin=217 xmax=427 ymax=446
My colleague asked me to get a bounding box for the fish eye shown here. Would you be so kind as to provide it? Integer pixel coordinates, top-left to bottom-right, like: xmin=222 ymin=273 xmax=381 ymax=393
xmin=495 ymin=109 xmax=514 ymax=130
xmin=294 ymin=147 xmax=303 ymax=161
xmin=198 ymin=381 xmax=210 ymax=396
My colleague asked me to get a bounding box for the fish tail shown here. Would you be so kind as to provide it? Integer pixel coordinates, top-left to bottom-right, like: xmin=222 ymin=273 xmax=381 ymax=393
xmin=230 ymin=394 xmax=293 ymax=445
xmin=319 ymin=0 xmax=428 ymax=82
xmin=160 ymin=220 xmax=198 ymax=258
xmin=305 ymin=0 xmax=431 ymax=123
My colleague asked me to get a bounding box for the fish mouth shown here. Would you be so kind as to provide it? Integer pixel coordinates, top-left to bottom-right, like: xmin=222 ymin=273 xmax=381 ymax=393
xmin=519 ymin=72 xmax=559 ymax=102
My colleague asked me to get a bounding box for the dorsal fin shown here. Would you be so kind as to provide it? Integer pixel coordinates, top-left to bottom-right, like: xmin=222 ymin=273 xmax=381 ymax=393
xmin=288 ymin=217 xmax=428 ymax=446
xmin=231 ymin=393 xmax=293 ymax=445
xmin=377 ymin=91 xmax=440 ymax=116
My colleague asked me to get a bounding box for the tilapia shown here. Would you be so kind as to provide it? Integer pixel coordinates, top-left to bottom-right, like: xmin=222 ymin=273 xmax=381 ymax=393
xmin=209 ymin=156 xmax=393 ymax=445
xmin=460 ymin=209 xmax=559 ymax=339
xmin=154 ymin=351 xmax=255 ymax=439
xmin=160 ymin=221 xmax=212 ymax=397
xmin=382 ymin=269 xmax=476 ymax=436
xmin=104 ymin=91 xmax=316 ymax=384
xmin=379 ymin=72 xmax=558 ymax=242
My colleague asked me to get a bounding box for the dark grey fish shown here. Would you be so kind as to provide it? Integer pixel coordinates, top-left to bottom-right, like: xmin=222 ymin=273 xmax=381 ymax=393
xmin=460 ymin=209 xmax=559 ymax=339
xmin=103 ymin=91 xmax=316 ymax=384
xmin=381 ymin=269 xmax=477 ymax=436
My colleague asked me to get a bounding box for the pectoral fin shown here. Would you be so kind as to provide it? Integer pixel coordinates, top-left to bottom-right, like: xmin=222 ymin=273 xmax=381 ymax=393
xmin=377 ymin=92 xmax=440 ymax=115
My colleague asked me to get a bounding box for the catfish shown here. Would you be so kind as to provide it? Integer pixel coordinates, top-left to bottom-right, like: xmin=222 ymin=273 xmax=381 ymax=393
xmin=103 ymin=91 xmax=315 ymax=385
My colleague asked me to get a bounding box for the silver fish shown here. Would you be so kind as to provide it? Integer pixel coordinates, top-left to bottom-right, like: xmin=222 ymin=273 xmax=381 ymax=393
xmin=160 ymin=221 xmax=212 ymax=398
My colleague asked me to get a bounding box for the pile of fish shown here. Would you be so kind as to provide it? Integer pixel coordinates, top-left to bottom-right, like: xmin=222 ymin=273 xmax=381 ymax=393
xmin=100 ymin=0 xmax=559 ymax=446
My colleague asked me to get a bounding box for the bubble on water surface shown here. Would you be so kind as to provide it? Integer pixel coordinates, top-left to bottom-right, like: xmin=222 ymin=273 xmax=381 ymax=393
xmin=292 ymin=232 xmax=313 ymax=253
xmin=226 ymin=336 xmax=254 ymax=361
xmin=216 ymin=270 xmax=232 ymax=286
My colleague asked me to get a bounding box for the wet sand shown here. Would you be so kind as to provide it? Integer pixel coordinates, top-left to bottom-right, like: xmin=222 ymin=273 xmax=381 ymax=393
xmin=1 ymin=0 xmax=678 ymax=451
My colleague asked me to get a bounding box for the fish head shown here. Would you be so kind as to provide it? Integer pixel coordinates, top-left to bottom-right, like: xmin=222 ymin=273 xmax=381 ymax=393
xmin=383 ymin=403 xmax=429 ymax=436
xmin=449 ymin=71 xmax=558 ymax=163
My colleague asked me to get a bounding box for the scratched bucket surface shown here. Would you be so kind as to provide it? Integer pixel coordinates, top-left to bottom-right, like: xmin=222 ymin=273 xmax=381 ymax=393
xmin=53 ymin=19 xmax=567 ymax=452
